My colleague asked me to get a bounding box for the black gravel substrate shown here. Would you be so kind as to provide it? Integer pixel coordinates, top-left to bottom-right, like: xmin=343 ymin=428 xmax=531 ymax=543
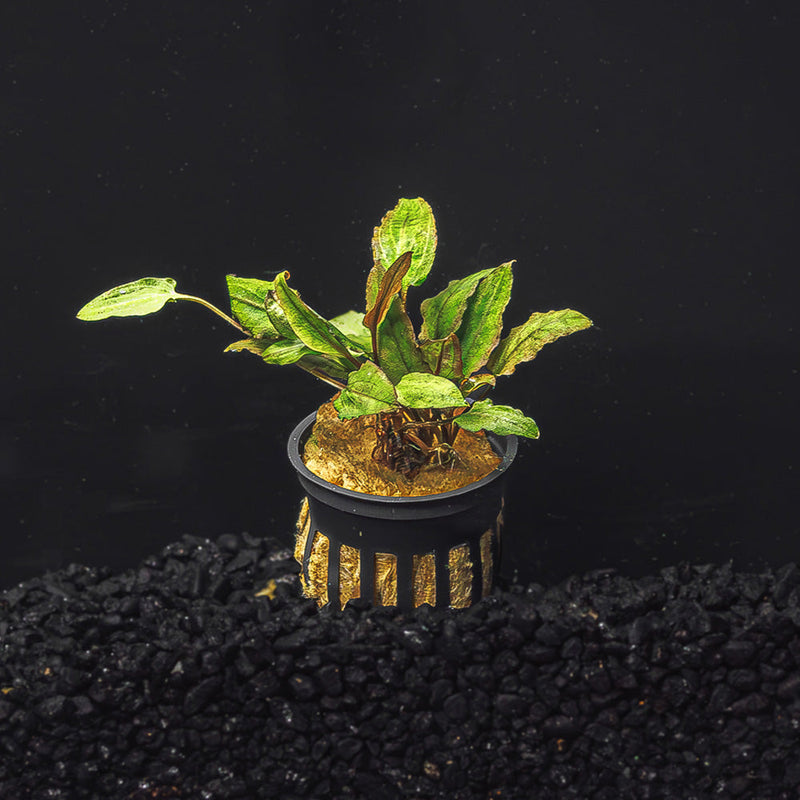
xmin=2 ymin=534 xmax=800 ymax=799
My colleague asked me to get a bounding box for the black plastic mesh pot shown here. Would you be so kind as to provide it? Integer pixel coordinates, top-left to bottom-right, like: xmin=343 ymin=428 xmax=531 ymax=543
xmin=288 ymin=411 xmax=518 ymax=610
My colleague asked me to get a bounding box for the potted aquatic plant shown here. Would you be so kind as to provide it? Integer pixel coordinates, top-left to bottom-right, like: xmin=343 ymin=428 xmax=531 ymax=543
xmin=77 ymin=198 xmax=591 ymax=610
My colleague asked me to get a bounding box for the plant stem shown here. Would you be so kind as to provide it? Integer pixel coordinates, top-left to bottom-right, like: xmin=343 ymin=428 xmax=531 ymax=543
xmin=338 ymin=346 xmax=364 ymax=370
xmin=297 ymin=364 xmax=346 ymax=390
xmin=174 ymin=293 xmax=244 ymax=332
xmin=371 ymin=328 xmax=379 ymax=368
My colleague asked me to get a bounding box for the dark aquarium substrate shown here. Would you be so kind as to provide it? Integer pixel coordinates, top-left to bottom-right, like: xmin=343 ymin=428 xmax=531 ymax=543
xmin=2 ymin=533 xmax=800 ymax=799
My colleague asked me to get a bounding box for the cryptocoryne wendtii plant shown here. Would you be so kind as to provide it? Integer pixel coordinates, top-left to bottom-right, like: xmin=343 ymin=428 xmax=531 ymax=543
xmin=77 ymin=198 xmax=592 ymax=478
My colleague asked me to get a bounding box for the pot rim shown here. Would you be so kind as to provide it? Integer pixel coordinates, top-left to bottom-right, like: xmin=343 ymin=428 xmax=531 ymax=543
xmin=287 ymin=410 xmax=518 ymax=505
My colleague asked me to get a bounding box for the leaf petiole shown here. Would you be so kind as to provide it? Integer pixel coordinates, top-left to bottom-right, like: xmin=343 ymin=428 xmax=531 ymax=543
xmin=296 ymin=364 xmax=347 ymax=390
xmin=173 ymin=293 xmax=244 ymax=332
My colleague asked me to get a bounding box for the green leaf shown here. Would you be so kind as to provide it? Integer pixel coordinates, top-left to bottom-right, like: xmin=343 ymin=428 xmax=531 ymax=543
xmin=224 ymin=338 xmax=271 ymax=355
xmin=456 ymin=399 xmax=540 ymax=438
xmin=261 ymin=340 xmax=314 ymax=365
xmin=395 ymin=372 xmax=468 ymax=410
xmin=271 ymin=272 xmax=360 ymax=364
xmin=457 ymin=262 xmax=514 ymax=377
xmin=226 ymin=329 xmax=354 ymax=389
xmin=225 ymin=275 xmax=279 ymax=337
xmin=333 ymin=361 xmax=398 ymax=419
xmin=330 ymin=310 xmax=371 ymax=352
xmin=225 ymin=336 xmax=325 ymax=369
xmin=376 ymin=295 xmax=428 ymax=384
xmin=419 ymin=334 xmax=463 ymax=382
xmin=76 ymin=277 xmax=179 ymax=320
xmin=487 ymin=309 xmax=593 ymax=376
xmin=419 ymin=267 xmax=493 ymax=341
xmin=366 ymin=198 xmax=437 ymax=309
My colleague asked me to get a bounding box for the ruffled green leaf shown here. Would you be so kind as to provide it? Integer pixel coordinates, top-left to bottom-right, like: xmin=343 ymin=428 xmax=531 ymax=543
xmin=419 ymin=333 xmax=463 ymax=382
xmin=333 ymin=361 xmax=398 ymax=419
xmin=77 ymin=277 xmax=179 ymax=320
xmin=419 ymin=267 xmax=493 ymax=341
xmin=395 ymin=372 xmax=467 ymax=410
xmin=225 ymin=275 xmax=279 ymax=337
xmin=457 ymin=262 xmax=514 ymax=377
xmin=487 ymin=309 xmax=593 ymax=376
xmin=367 ymin=198 xmax=437 ymax=309
xmin=376 ymin=295 xmax=427 ymax=383
xmin=456 ymin=399 xmax=539 ymax=438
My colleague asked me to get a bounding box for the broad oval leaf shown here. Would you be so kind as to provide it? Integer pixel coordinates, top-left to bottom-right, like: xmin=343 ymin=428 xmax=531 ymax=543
xmin=456 ymin=399 xmax=539 ymax=439
xmin=457 ymin=262 xmax=514 ymax=377
xmin=419 ymin=267 xmax=493 ymax=341
xmin=367 ymin=197 xmax=437 ymax=309
xmin=333 ymin=361 xmax=398 ymax=419
xmin=395 ymin=372 xmax=467 ymax=410
xmin=77 ymin=277 xmax=178 ymax=320
xmin=487 ymin=309 xmax=593 ymax=376
xmin=225 ymin=275 xmax=279 ymax=338
xmin=376 ymin=295 xmax=427 ymax=384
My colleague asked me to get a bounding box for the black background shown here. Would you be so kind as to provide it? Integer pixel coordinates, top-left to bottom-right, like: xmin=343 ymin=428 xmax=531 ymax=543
xmin=2 ymin=1 xmax=797 ymax=589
